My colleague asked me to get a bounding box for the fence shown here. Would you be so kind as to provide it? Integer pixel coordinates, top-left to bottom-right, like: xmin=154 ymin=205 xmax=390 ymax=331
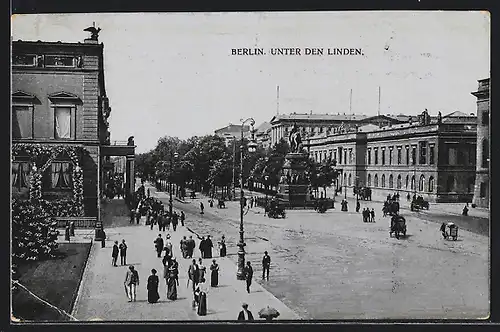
xmin=53 ymin=217 xmax=97 ymax=228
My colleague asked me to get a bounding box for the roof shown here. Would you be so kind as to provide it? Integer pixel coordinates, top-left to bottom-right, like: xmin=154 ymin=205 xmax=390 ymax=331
xmin=443 ymin=111 xmax=475 ymax=118
xmin=255 ymin=121 xmax=271 ymax=133
xmin=214 ymin=124 xmax=250 ymax=134
xmin=271 ymin=113 xmax=368 ymax=124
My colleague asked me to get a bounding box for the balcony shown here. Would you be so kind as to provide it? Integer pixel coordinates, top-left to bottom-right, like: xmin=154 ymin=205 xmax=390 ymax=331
xmin=101 ymin=140 xmax=135 ymax=157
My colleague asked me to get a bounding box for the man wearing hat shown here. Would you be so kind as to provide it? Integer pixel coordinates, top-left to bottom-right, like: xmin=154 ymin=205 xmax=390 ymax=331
xmin=237 ymin=303 xmax=254 ymax=321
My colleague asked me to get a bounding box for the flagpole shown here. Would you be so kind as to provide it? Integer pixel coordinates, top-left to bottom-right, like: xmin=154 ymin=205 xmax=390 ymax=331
xmin=378 ymin=86 xmax=381 ymax=127
xmin=277 ymin=85 xmax=280 ymax=115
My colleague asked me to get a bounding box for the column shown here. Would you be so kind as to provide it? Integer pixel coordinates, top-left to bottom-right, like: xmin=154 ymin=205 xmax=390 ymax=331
xmin=126 ymin=155 xmax=135 ymax=196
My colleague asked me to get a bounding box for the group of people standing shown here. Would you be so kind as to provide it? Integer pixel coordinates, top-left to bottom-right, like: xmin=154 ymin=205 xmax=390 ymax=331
xmin=187 ymin=257 xmax=221 ymax=316
xmin=362 ymin=208 xmax=376 ymax=223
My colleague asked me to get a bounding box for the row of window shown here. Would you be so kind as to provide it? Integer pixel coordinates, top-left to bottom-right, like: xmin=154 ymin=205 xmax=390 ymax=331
xmin=12 ymin=105 xmax=76 ymax=139
xmin=367 ymin=143 xmax=436 ymax=166
xmin=12 ymin=161 xmax=73 ymax=190
xmin=314 ymin=147 xmax=354 ymax=164
xmin=12 ymin=54 xmax=83 ymax=68
xmin=339 ymin=172 xmax=475 ymax=193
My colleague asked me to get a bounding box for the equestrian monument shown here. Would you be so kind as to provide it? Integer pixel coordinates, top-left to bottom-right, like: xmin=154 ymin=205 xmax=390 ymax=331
xmin=276 ymin=123 xmax=311 ymax=207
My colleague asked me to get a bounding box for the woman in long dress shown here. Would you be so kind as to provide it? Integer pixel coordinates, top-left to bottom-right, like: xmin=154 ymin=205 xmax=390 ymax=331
xmin=147 ymin=269 xmax=160 ymax=303
xmin=219 ymin=235 xmax=226 ymax=257
xmin=210 ymin=259 xmax=219 ymax=287
xmin=166 ymin=263 xmax=178 ymax=300
xmin=196 ymin=279 xmax=209 ymax=316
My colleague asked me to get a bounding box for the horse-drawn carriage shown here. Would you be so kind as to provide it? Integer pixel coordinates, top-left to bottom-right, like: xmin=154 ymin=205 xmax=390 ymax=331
xmin=383 ymin=200 xmax=400 ymax=217
xmin=354 ymin=187 xmax=372 ymax=201
xmin=266 ymin=200 xmax=286 ymax=219
xmin=390 ymin=215 xmax=407 ymax=239
xmin=411 ymin=196 xmax=430 ymax=211
xmin=314 ymin=199 xmax=331 ymax=213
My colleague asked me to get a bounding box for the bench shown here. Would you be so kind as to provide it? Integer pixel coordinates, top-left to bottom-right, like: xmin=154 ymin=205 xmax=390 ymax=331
xmin=54 ymin=217 xmax=97 ymax=228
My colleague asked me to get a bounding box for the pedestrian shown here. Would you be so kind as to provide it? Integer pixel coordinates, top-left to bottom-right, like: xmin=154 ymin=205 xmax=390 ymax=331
xmin=194 ymin=278 xmax=208 ymax=316
xmin=205 ymin=235 xmax=213 ymax=258
xmin=363 ymin=208 xmax=369 ymax=222
xmin=112 ymin=241 xmax=119 ymax=267
xmin=165 ymin=213 xmax=171 ymax=231
xmin=407 ymin=193 xmax=411 ymax=201
xmin=188 ymin=235 xmax=196 ymax=258
xmin=188 ymin=259 xmax=199 ymax=292
xmin=237 ymin=303 xmax=254 ymax=321
xmin=180 ymin=211 xmax=185 ymax=226
xmin=136 ymin=208 xmax=141 ymax=224
xmin=167 ymin=260 xmax=178 ymax=300
xmin=129 ymin=209 xmax=135 ymax=224
xmin=356 ymin=201 xmax=360 ymax=213
xmin=172 ymin=212 xmax=178 ymax=231
xmin=199 ymin=236 xmax=206 ymax=258
xmin=124 ymin=265 xmax=139 ymax=302
xmin=149 ymin=211 xmax=155 ymax=230
xmin=147 ymin=269 xmax=160 ymax=304
xmin=154 ymin=234 xmax=164 ymax=258
xmin=462 ymin=204 xmax=469 ymax=216
xmin=198 ymin=258 xmax=206 ymax=283
xmin=219 ymin=235 xmax=227 ymax=257
xmin=244 ymin=261 xmax=253 ymax=293
xmin=164 ymin=234 xmax=173 ymax=257
xmin=210 ymin=259 xmax=219 ymax=287
xmin=262 ymin=251 xmax=271 ymax=281
xmin=370 ymin=208 xmax=375 ymax=222
xmin=119 ymin=239 xmax=128 ymax=265
xmin=181 ymin=236 xmax=188 ymax=258
xmin=200 ymin=202 xmax=204 ymax=214
xmin=147 ymin=188 xmax=150 ymax=198
xmin=440 ymin=222 xmax=447 ymax=239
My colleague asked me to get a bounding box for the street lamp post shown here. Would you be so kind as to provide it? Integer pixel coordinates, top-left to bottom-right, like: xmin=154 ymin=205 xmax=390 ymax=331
xmin=232 ymin=137 xmax=236 ymax=200
xmin=169 ymin=151 xmax=179 ymax=220
xmin=236 ymin=118 xmax=257 ymax=280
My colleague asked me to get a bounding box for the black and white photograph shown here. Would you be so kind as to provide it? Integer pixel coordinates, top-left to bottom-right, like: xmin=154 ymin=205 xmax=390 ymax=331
xmin=10 ymin=11 xmax=490 ymax=322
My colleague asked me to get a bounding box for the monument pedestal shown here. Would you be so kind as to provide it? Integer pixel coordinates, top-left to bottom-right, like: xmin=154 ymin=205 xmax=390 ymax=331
xmin=276 ymin=152 xmax=311 ymax=208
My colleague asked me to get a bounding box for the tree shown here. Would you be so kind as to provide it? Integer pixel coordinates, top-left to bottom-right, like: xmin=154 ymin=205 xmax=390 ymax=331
xmin=307 ymin=158 xmax=339 ymax=198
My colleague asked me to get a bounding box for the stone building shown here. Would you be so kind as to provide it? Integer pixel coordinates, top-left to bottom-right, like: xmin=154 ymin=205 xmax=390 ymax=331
xmin=11 ymin=30 xmax=135 ymax=218
xmin=214 ymin=123 xmax=251 ymax=147
xmin=472 ymin=78 xmax=490 ymax=208
xmin=305 ymin=111 xmax=477 ymax=202
xmin=269 ymin=112 xmax=406 ymax=148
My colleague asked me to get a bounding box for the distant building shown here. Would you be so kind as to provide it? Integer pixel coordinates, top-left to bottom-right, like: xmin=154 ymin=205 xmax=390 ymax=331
xmin=254 ymin=121 xmax=272 ymax=150
xmin=269 ymin=112 xmax=406 ymax=148
xmin=471 ymin=78 xmax=490 ymax=208
xmin=305 ymin=110 xmax=477 ymax=203
xmin=214 ymin=123 xmax=251 ymax=146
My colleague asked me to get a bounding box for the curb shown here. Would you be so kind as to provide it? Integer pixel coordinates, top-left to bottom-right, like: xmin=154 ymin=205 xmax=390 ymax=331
xmin=70 ymin=239 xmax=95 ymax=318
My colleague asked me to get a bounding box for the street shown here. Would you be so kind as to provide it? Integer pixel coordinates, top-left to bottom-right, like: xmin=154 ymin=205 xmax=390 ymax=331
xmin=165 ymin=187 xmax=489 ymax=319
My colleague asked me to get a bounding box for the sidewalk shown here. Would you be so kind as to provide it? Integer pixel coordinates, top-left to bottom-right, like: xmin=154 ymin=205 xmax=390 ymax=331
xmin=71 ymin=198 xmax=300 ymax=321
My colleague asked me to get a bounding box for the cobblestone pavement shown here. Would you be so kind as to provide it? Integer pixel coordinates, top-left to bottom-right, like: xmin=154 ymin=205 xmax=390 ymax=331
xmin=159 ymin=187 xmax=489 ymax=320
xmin=71 ymin=209 xmax=299 ymax=321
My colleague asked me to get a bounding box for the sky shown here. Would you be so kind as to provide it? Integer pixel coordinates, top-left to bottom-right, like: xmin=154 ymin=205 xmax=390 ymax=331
xmin=11 ymin=11 xmax=490 ymax=153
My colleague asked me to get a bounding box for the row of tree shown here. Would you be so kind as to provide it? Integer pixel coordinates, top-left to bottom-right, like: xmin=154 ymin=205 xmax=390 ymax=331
xmin=135 ymin=134 xmax=340 ymax=198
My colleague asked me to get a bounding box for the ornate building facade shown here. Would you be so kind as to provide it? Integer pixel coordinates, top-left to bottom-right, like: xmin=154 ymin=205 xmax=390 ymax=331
xmin=305 ymin=111 xmax=477 ymax=203
xmin=269 ymin=112 xmax=407 ymax=148
xmin=472 ymin=78 xmax=490 ymax=208
xmin=11 ymin=31 xmax=135 ymax=218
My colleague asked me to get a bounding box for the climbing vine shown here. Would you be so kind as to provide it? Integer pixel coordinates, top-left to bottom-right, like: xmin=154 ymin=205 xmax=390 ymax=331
xmin=12 ymin=143 xmax=85 ymax=215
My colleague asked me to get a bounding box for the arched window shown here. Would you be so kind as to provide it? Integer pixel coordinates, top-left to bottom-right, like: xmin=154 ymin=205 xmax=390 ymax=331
xmin=419 ymin=174 xmax=425 ymax=192
xmin=428 ymin=176 xmax=435 ymax=192
xmin=368 ymin=174 xmax=372 ymax=187
xmin=381 ymin=174 xmax=386 ymax=188
xmin=446 ymin=175 xmax=455 ymax=192
xmin=411 ymin=175 xmax=415 ymax=190
xmin=374 ymin=174 xmax=379 ymax=187
xmin=482 ymin=139 xmax=489 ymax=168
xmin=397 ymin=175 xmax=402 ymax=189
xmin=389 ymin=174 xmax=394 ymax=188
xmin=406 ymin=175 xmax=409 ymax=189
xmin=348 ymin=173 xmax=352 ymax=186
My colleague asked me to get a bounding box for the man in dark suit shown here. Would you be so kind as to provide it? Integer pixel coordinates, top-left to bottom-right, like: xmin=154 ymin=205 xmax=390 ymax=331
xmin=262 ymin=251 xmax=271 ymax=281
xmin=237 ymin=303 xmax=254 ymax=321
xmin=244 ymin=261 xmax=253 ymax=293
